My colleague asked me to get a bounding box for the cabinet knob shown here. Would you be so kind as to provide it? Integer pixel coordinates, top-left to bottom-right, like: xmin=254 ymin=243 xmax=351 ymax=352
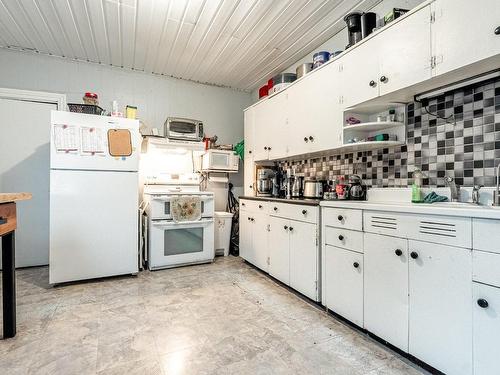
xmin=242 ymin=203 xmax=245 ymax=206
xmin=251 ymin=218 xmax=255 ymax=222
xmin=395 ymin=249 xmax=402 ymax=256
xmin=337 ymin=215 xmax=343 ymax=221
xmin=302 ymin=210 xmax=307 ymax=215
xmin=380 ymin=75 xmax=388 ymax=83
xmin=284 ymin=225 xmax=288 ymax=230
xmin=249 ymin=185 xmax=252 ymax=188
xmin=477 ymin=299 xmax=489 ymax=308
xmin=289 ymin=227 xmax=293 ymax=231
xmin=258 ymin=205 xmax=262 ymax=209
xmin=268 ymin=147 xmax=271 ymax=150
xmin=338 ymin=235 xmax=344 ymax=241
xmin=247 ymin=217 xmax=251 ymax=221
xmin=353 ymin=262 xmax=359 ymax=268
xmin=273 ymin=207 xmax=278 ymax=211
xmin=249 ymin=150 xmax=252 ymax=154
xmin=410 ymin=251 xmax=419 ymax=259
xmin=309 ymin=136 xmax=314 ymax=141
xmin=304 ymin=137 xmax=308 ymax=142
xmin=369 ymin=80 xmax=376 ymax=87
xmin=495 ymin=26 xmax=500 ymax=35
xmin=264 ymin=146 xmax=268 ymax=150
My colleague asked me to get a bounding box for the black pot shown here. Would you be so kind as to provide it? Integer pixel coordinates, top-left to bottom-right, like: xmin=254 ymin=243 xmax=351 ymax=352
xmin=361 ymin=12 xmax=377 ymax=38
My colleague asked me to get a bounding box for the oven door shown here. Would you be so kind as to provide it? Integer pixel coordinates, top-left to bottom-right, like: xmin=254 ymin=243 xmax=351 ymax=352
xmin=148 ymin=218 xmax=214 ymax=269
xmin=148 ymin=194 xmax=214 ymax=220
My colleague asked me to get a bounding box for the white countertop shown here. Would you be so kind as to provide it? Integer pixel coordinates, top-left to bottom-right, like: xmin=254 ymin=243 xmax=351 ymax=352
xmin=320 ymin=200 xmax=500 ymax=220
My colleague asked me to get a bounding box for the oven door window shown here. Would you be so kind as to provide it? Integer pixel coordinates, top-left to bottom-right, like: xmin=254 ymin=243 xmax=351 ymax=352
xmin=164 ymin=227 xmax=203 ymax=256
xmin=170 ymin=121 xmax=196 ymax=134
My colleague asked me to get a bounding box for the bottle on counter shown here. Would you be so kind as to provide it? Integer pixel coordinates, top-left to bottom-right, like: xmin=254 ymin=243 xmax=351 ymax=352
xmin=336 ymin=176 xmax=349 ymax=200
xmin=411 ymin=169 xmax=424 ymax=203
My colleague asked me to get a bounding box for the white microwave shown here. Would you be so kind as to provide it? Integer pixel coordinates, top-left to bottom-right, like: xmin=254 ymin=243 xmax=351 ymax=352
xmin=202 ymin=149 xmax=239 ymax=172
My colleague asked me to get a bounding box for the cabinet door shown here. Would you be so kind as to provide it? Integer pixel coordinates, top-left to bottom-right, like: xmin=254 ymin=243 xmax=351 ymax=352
xmin=287 ymin=62 xmax=342 ymax=156
xmin=244 ymin=108 xmax=255 ymax=157
xmin=289 ymin=220 xmax=318 ymax=300
xmin=339 ymin=43 xmax=380 ymax=108
xmin=268 ymin=216 xmax=290 ymax=285
xmin=253 ymin=94 xmax=287 ymax=161
xmin=239 ymin=211 xmax=254 ymax=264
xmin=323 ymin=245 xmax=363 ymax=327
xmin=408 ymin=240 xmax=472 ymax=375
xmin=364 ymin=233 xmax=409 ymax=351
xmin=252 ymin=212 xmax=269 ymax=272
xmin=432 ymin=0 xmax=500 ymax=77
xmin=473 ymin=283 xmax=500 ymax=375
xmin=243 ymin=155 xmax=254 ymax=196
xmin=378 ymin=5 xmax=432 ymax=96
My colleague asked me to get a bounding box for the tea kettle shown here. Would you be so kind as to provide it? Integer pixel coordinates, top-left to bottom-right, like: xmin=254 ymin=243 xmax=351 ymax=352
xmin=348 ymin=175 xmax=366 ymax=200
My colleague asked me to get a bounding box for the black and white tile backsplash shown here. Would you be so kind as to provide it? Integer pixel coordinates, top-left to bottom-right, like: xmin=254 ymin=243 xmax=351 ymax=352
xmin=280 ymin=76 xmax=500 ymax=188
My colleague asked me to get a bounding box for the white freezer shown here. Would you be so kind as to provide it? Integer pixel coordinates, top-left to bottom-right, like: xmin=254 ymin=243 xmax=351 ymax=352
xmin=49 ymin=169 xmax=139 ymax=284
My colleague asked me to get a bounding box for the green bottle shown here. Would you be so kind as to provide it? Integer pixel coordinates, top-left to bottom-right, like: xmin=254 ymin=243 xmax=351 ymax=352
xmin=411 ymin=169 xmax=424 ymax=203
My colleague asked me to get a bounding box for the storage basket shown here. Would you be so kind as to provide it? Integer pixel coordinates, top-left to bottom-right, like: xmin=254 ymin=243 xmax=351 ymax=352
xmin=67 ymin=103 xmax=104 ymax=115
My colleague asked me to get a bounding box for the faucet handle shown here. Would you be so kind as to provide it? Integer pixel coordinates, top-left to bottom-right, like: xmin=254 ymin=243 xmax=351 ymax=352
xmin=473 ymin=185 xmax=483 ymax=191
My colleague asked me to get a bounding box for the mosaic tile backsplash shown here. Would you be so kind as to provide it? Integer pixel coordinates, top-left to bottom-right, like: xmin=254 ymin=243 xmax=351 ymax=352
xmin=280 ymin=76 xmax=500 ymax=188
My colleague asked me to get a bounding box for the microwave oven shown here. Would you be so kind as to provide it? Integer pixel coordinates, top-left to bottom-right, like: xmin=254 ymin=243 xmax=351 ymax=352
xmin=164 ymin=117 xmax=204 ymax=142
xmin=202 ymin=149 xmax=239 ymax=172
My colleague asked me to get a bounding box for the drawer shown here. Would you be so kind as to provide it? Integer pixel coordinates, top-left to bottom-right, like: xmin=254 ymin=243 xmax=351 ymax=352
xmin=269 ymin=202 xmax=318 ymax=224
xmin=473 ymin=250 xmax=500 ymax=287
xmin=473 ymin=219 xmax=500 ymax=254
xmin=324 ymin=227 xmax=363 ymax=253
xmin=322 ymin=207 xmax=362 ymax=231
xmin=0 ymin=203 xmax=16 ymax=236
xmin=240 ymin=199 xmax=269 ymax=213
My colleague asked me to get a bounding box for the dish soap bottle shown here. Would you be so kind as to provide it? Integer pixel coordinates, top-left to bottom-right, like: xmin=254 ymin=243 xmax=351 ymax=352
xmin=411 ymin=169 xmax=424 ymax=203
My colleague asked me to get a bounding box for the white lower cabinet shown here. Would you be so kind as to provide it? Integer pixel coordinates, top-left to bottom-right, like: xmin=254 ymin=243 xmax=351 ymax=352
xmin=364 ymin=233 xmax=409 ymax=351
xmin=239 ymin=208 xmax=269 ymax=272
xmin=268 ymin=216 xmax=290 ymax=284
xmin=323 ymin=245 xmax=363 ymax=327
xmin=239 ymin=211 xmax=253 ymax=264
xmin=289 ymin=220 xmax=318 ymax=300
xmin=473 ymin=282 xmax=500 ymax=375
xmin=408 ymin=240 xmax=472 ymax=375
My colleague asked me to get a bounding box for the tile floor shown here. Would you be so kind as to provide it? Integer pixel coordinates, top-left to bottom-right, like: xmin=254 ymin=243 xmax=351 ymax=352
xmin=0 ymin=256 xmax=427 ymax=375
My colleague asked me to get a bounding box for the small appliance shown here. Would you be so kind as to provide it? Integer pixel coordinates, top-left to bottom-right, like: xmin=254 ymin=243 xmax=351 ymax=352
xmin=164 ymin=117 xmax=204 ymax=142
xmin=361 ymin=12 xmax=377 ymax=38
xmin=303 ymin=179 xmax=324 ymax=199
xmin=291 ymin=174 xmax=304 ymax=198
xmin=201 ymin=149 xmax=239 ymax=172
xmin=348 ymin=175 xmax=366 ymax=200
xmin=344 ymin=12 xmax=363 ymax=48
xmin=256 ymin=167 xmax=275 ymax=196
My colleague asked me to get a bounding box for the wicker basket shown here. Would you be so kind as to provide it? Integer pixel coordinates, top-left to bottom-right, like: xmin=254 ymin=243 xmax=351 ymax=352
xmin=67 ymin=103 xmax=104 ymax=115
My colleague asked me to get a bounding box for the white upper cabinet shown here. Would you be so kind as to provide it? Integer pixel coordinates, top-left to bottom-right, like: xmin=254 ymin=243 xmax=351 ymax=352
xmin=253 ymin=94 xmax=287 ymax=161
xmin=243 ymin=109 xmax=255 ymax=159
xmin=287 ymin=61 xmax=343 ymax=155
xmin=377 ymin=5 xmax=432 ymax=96
xmin=432 ymin=0 xmax=500 ymax=77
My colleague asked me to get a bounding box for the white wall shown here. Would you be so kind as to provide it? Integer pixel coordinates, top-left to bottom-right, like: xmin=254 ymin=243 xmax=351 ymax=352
xmin=251 ymin=0 xmax=424 ymax=102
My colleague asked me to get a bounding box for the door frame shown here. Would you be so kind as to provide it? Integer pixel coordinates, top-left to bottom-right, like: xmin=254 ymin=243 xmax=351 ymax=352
xmin=0 ymin=87 xmax=66 ymax=109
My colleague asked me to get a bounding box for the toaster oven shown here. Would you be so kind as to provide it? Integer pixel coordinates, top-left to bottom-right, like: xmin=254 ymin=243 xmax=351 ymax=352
xmin=164 ymin=117 xmax=204 ymax=142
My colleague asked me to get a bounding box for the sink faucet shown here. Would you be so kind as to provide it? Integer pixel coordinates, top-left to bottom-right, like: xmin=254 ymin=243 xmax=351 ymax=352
xmin=445 ymin=176 xmax=460 ymax=202
xmin=494 ymin=164 xmax=500 ymax=206
xmin=472 ymin=185 xmax=483 ymax=205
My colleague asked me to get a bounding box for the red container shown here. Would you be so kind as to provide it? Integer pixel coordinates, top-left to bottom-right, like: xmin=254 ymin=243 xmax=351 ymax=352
xmin=259 ymin=85 xmax=269 ymax=99
xmin=267 ymin=78 xmax=273 ymax=90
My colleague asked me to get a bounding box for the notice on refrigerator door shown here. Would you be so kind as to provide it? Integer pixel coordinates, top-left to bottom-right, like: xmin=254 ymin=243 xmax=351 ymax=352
xmin=80 ymin=126 xmax=105 ymax=156
xmin=53 ymin=124 xmax=78 ymax=153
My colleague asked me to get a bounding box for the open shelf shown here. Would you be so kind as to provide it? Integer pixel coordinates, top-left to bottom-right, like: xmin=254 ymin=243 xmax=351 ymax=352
xmin=343 ymin=121 xmax=405 ymax=132
xmin=338 ymin=141 xmax=404 ymax=152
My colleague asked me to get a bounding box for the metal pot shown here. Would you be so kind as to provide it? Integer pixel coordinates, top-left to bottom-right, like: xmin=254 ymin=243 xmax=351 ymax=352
xmin=296 ymin=63 xmax=313 ymax=78
xmin=303 ymin=179 xmax=324 ymax=198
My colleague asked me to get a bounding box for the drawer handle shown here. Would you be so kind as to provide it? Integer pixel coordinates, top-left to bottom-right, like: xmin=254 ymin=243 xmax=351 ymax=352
xmin=410 ymin=251 xmax=419 ymax=259
xmin=477 ymin=299 xmax=489 ymax=308
xmin=495 ymin=26 xmax=500 ymax=35
xmin=258 ymin=205 xmax=263 ymax=209
xmin=302 ymin=210 xmax=307 ymax=215
xmin=284 ymin=225 xmax=288 ymax=231
xmin=289 ymin=227 xmax=293 ymax=232
xmin=395 ymin=249 xmax=402 ymax=256
xmin=274 ymin=207 xmax=278 ymax=211
xmin=0 ymin=217 xmax=6 ymax=225
xmin=338 ymin=235 xmax=344 ymax=241
xmin=337 ymin=215 xmax=343 ymax=221
xmin=353 ymin=262 xmax=359 ymax=268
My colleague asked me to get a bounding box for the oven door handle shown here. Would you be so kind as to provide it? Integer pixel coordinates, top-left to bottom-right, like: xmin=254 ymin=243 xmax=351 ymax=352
xmin=151 ymin=195 xmax=214 ymax=202
xmin=151 ymin=219 xmax=214 ymax=228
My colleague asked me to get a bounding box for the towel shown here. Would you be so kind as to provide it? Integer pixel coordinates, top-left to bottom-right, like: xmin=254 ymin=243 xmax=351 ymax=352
xmin=423 ymin=192 xmax=449 ymax=203
xmin=171 ymin=196 xmax=202 ymax=222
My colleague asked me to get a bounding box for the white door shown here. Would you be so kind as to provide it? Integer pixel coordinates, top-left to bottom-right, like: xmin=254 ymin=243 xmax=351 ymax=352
xmin=287 ymin=62 xmax=342 ymax=156
xmin=0 ymin=98 xmax=56 ymax=267
xmin=268 ymin=216 xmax=290 ymax=285
xmin=50 ymin=169 xmax=138 ymax=283
xmin=289 ymin=220 xmax=318 ymax=300
xmin=253 ymin=94 xmax=287 ymax=161
xmin=378 ymin=5 xmax=432 ymax=96
xmin=243 ymin=108 xmax=255 ymax=196
xmin=243 ymin=155 xmax=254 ymax=196
xmin=323 ymin=245 xmax=364 ymax=327
xmin=408 ymin=240 xmax=472 ymax=375
xmin=339 ymin=42 xmax=380 ymax=108
xmin=364 ymin=233 xmax=409 ymax=351
xmin=432 ymin=0 xmax=500 ymax=77
xmin=239 ymin=211 xmax=254 ymax=264
xmin=252 ymin=211 xmax=269 ymax=272
xmin=473 ymin=283 xmax=500 ymax=375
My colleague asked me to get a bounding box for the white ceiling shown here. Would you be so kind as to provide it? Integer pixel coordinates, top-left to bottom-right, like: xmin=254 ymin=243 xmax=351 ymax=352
xmin=0 ymin=0 xmax=380 ymax=90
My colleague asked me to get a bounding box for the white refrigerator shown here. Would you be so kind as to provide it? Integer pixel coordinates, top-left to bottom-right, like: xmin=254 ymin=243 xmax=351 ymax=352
xmin=49 ymin=110 xmax=140 ymax=284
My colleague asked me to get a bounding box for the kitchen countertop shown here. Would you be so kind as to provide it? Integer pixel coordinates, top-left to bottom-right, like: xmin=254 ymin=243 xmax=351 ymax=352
xmin=0 ymin=192 xmax=32 ymax=204
xmin=240 ymin=195 xmax=321 ymax=206
xmin=320 ymin=199 xmax=500 ymax=220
